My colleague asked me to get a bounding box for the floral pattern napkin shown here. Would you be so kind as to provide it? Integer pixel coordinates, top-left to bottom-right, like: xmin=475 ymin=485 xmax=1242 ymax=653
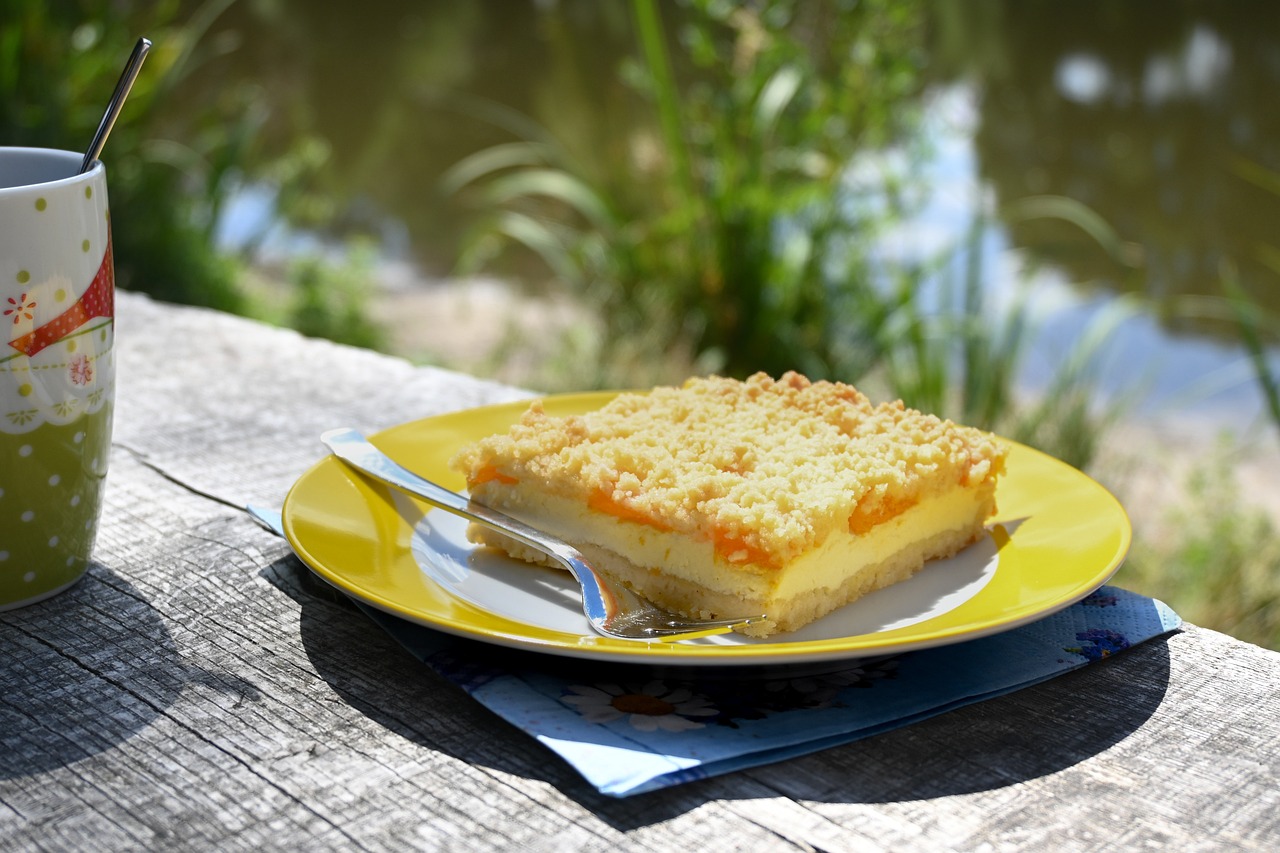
xmin=354 ymin=585 xmax=1180 ymax=797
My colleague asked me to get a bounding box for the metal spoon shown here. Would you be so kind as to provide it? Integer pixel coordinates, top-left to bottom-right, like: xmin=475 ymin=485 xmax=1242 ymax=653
xmin=80 ymin=36 xmax=152 ymax=174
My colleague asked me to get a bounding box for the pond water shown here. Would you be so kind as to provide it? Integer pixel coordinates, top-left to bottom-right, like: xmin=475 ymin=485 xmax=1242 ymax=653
xmin=191 ymin=0 xmax=1280 ymax=429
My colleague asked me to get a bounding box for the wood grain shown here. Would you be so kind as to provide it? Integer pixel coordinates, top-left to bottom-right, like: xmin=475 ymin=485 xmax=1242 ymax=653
xmin=2 ymin=292 xmax=1277 ymax=851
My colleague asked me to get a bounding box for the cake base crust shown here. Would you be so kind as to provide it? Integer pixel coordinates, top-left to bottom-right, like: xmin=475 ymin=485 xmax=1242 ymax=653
xmin=577 ymin=523 xmax=984 ymax=637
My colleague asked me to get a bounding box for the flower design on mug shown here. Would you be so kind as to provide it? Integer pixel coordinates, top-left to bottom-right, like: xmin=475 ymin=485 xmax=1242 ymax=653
xmin=4 ymin=292 xmax=36 ymax=324
xmin=69 ymin=354 xmax=94 ymax=386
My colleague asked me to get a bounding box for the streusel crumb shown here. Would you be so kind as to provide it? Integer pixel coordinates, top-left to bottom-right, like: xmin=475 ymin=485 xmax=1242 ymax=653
xmin=450 ymin=372 xmax=1007 ymax=569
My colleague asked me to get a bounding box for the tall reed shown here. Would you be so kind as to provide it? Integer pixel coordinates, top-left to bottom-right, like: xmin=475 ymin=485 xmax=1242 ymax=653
xmin=875 ymin=207 xmax=1140 ymax=470
xmin=448 ymin=0 xmax=929 ymax=384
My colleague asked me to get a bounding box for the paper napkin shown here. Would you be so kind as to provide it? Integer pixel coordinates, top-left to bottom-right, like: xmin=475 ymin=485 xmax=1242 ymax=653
xmin=354 ymin=585 xmax=1180 ymax=797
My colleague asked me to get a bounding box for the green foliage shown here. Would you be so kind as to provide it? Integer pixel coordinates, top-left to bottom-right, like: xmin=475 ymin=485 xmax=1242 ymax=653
xmin=284 ymin=245 xmax=386 ymax=351
xmin=448 ymin=0 xmax=929 ymax=383
xmin=0 ymin=0 xmax=338 ymax=319
xmin=445 ymin=0 xmax=1135 ymax=470
xmin=873 ymin=212 xmax=1140 ymax=470
xmin=0 ymin=0 xmax=257 ymax=309
xmin=1223 ymin=271 xmax=1280 ymax=447
xmin=1226 ymin=160 xmax=1280 ymax=446
xmin=1122 ymin=444 xmax=1280 ymax=651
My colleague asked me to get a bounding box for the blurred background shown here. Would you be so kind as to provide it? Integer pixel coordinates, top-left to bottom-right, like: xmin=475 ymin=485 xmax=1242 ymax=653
xmin=5 ymin=0 xmax=1279 ymax=647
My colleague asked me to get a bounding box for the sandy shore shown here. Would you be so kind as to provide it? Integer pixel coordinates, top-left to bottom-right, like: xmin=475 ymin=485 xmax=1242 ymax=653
xmin=369 ymin=274 xmax=589 ymax=385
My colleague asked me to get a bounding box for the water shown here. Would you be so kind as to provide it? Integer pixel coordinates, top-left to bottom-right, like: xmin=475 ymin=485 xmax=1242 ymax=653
xmin=891 ymin=84 xmax=1280 ymax=429
xmin=189 ymin=0 xmax=1280 ymax=430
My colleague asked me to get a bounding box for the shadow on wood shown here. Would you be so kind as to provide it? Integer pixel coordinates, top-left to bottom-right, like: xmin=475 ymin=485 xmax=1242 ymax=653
xmin=263 ymin=555 xmax=597 ymax=796
xmin=743 ymin=635 xmax=1174 ymax=804
xmin=0 ymin=566 xmax=188 ymax=779
xmin=265 ymin=551 xmax=1175 ymax=822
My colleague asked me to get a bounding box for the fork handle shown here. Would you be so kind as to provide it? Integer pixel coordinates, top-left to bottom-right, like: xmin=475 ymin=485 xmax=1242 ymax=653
xmin=319 ymin=428 xmax=613 ymax=622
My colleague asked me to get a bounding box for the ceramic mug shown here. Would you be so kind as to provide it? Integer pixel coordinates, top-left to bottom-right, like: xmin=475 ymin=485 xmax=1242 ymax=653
xmin=0 ymin=148 xmax=114 ymax=610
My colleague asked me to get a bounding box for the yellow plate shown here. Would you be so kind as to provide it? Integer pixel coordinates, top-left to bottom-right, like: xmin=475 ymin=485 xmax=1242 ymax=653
xmin=282 ymin=393 xmax=1131 ymax=666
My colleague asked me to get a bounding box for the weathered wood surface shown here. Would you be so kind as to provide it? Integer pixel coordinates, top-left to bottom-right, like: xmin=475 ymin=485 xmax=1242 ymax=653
xmin=3 ymin=291 xmax=1279 ymax=852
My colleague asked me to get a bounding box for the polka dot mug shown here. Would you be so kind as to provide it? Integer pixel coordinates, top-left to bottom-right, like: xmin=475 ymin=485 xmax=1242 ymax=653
xmin=1 ymin=148 xmax=114 ymax=610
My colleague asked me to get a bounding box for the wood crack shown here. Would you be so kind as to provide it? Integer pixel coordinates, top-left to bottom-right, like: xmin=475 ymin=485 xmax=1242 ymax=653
xmin=111 ymin=441 xmax=251 ymax=516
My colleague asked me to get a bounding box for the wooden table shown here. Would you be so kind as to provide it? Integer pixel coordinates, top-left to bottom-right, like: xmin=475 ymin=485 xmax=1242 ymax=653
xmin=4 ymin=291 xmax=1279 ymax=851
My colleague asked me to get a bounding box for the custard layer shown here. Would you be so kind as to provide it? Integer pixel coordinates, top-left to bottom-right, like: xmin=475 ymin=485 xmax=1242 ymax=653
xmin=466 ymin=482 xmax=995 ymax=637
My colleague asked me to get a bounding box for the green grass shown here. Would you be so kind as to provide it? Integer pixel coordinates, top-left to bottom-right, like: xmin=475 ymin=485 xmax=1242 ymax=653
xmin=1119 ymin=440 xmax=1280 ymax=651
xmin=241 ymin=242 xmax=388 ymax=351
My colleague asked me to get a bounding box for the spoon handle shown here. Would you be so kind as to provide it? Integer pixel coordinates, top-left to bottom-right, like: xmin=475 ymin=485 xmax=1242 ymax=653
xmin=80 ymin=36 xmax=152 ymax=174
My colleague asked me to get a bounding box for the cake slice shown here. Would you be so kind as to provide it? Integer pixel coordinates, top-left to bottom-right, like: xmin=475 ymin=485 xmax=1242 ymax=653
xmin=449 ymin=372 xmax=1008 ymax=637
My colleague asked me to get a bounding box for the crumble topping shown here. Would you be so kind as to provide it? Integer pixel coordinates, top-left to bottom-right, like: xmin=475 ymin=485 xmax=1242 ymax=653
xmin=450 ymin=371 xmax=1007 ymax=568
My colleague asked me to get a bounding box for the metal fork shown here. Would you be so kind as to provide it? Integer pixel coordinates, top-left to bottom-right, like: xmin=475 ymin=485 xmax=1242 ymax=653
xmin=320 ymin=429 xmax=767 ymax=642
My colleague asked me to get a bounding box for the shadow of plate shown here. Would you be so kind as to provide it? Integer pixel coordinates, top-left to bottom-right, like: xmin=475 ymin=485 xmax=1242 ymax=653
xmin=573 ymin=634 xmax=1173 ymax=830
xmin=263 ymin=555 xmax=596 ymax=796
xmin=274 ymin=553 xmax=1173 ymax=822
xmin=731 ymin=634 xmax=1174 ymax=804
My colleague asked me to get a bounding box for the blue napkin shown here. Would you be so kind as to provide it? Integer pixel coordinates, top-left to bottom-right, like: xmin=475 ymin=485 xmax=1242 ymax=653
xmin=354 ymin=585 xmax=1180 ymax=797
